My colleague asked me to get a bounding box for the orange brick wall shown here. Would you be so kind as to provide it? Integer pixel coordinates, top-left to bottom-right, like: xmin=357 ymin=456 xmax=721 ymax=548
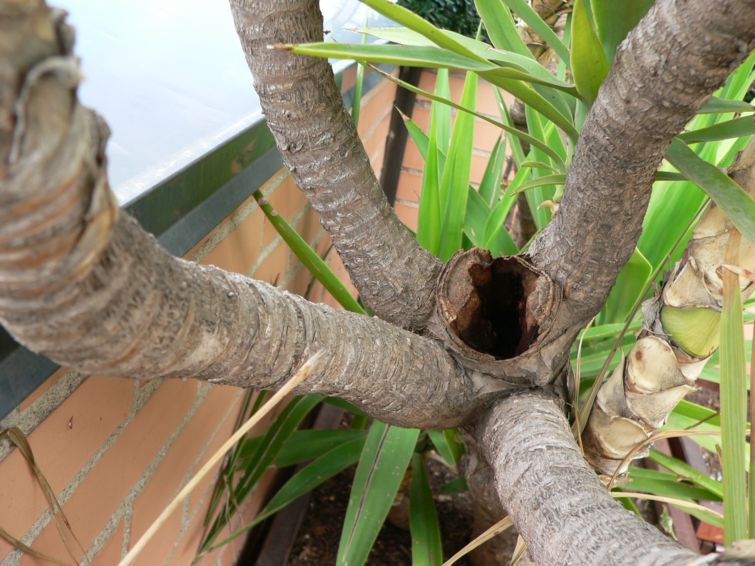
xmin=0 ymin=69 xmax=396 ymax=566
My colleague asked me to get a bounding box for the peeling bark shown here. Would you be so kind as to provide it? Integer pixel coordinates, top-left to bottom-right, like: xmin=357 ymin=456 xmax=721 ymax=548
xmin=228 ymin=0 xmax=442 ymax=330
xmin=529 ymin=0 xmax=755 ymax=331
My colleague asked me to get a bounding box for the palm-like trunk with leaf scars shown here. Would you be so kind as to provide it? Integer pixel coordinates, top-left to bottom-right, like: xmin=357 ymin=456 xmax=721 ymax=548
xmin=0 ymin=0 xmax=754 ymax=564
xmin=584 ymin=141 xmax=755 ymax=478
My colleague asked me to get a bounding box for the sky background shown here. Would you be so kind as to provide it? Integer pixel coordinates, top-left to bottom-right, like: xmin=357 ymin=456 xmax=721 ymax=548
xmin=55 ymin=0 xmax=391 ymax=202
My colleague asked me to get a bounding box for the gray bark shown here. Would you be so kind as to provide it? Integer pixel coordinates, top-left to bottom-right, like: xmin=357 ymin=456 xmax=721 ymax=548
xmin=228 ymin=0 xmax=442 ymax=330
xmin=1 ymin=0 xmax=754 ymax=565
xmin=479 ymin=392 xmax=698 ymax=566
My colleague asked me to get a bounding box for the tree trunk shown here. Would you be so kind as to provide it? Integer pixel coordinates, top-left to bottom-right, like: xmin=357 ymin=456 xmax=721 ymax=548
xmin=1 ymin=0 xmax=754 ymax=564
xmin=479 ymin=392 xmax=698 ymax=566
xmin=228 ymin=0 xmax=441 ymax=330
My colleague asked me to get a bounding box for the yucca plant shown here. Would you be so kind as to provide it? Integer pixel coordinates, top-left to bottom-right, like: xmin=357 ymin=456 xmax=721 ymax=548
xmin=201 ymin=0 xmax=754 ymax=560
xmin=3 ymin=0 xmax=754 ymax=565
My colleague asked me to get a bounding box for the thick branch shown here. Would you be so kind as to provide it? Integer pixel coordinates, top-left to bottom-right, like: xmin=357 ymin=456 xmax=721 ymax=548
xmin=0 ymin=0 xmax=494 ymax=429
xmin=528 ymin=0 xmax=755 ymax=328
xmin=228 ymin=0 xmax=442 ymax=330
xmin=479 ymin=392 xmax=697 ymax=565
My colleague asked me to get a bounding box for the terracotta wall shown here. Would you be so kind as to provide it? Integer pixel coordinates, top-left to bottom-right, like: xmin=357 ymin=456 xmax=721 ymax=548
xmin=0 ymin=70 xmax=396 ymax=566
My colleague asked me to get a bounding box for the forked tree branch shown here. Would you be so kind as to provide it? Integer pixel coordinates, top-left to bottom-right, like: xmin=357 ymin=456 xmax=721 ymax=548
xmin=0 ymin=1 xmax=752 ymax=564
xmin=0 ymin=0 xmax=495 ymax=429
xmin=228 ymin=0 xmax=442 ymax=330
xmin=528 ymin=0 xmax=755 ymax=330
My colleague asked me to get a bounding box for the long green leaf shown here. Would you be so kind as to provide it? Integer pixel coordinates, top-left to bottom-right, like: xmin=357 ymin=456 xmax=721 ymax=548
xmin=359 ymin=26 xmax=576 ymax=93
xmin=399 ymin=110 xmax=516 ymax=254
xmin=266 ymin=437 xmax=366 ymax=520
xmin=541 ymin=111 xmax=568 ymax=161
xmin=624 ymin=468 xmax=722 ymax=502
xmin=481 ymin=71 xmax=579 ymax=141
xmin=679 ymin=116 xmax=755 ymax=144
xmin=699 ymin=97 xmax=755 ymax=115
xmin=573 ymin=321 xmax=641 ymax=343
xmin=664 ymin=412 xmax=725 ymax=456
xmin=474 ymin=0 xmax=531 ymax=58
xmin=203 ymin=438 xmax=366 ymax=554
xmin=672 ymin=399 xmax=721 ymax=427
xmin=273 ymin=429 xmax=367 ymax=468
xmin=479 ymin=136 xmax=507 ymax=206
xmin=666 ymin=138 xmax=755 ymax=242
xmin=399 ymin=112 xmax=443 ymax=250
xmin=591 ymin=0 xmax=654 ymax=63
xmin=253 ymin=191 xmax=365 ymax=314
xmin=720 ymin=261 xmax=748 ymax=544
xmin=324 ymin=48 xmax=575 ymax=138
xmin=427 ymin=429 xmax=464 ymax=467
xmin=483 ymin=161 xmax=530 ymax=244
xmin=522 ymin=107 xmax=556 ymax=228
xmin=200 ymin=395 xmax=323 ymax=553
xmin=638 ymin=177 xmax=706 ymax=270
xmin=289 ymin=42 xmax=491 ymax=71
xmin=434 ymin=69 xmax=452 ymax=156
xmin=230 ymin=394 xmax=323 ymax=496
xmin=486 ymin=224 xmax=518 ymax=257
xmin=358 ymin=0 xmax=489 ymax=63
xmin=416 ymin=70 xmax=451 ymax=255
xmin=570 ymin=0 xmax=609 ymax=105
xmin=502 ymin=0 xmax=570 ymax=63
xmin=400 ymin=111 xmax=429 ymax=159
xmin=337 ymin=422 xmax=420 ymax=566
xmin=351 ymin=30 xmax=368 ymax=128
xmin=410 ymin=454 xmax=444 ymax=566
xmin=521 ymin=160 xmax=560 ymax=173
xmin=371 ymin=64 xmax=566 ymax=166
xmin=653 ymin=171 xmax=686 ymax=182
xmin=512 ymin=173 xmax=566 ymax=195
xmin=418 ymin=133 xmax=442 ymax=255
xmin=465 ymin=187 xmax=491 ymax=247
xmin=237 ymin=429 xmax=367 ymax=468
xmin=439 ymin=72 xmax=478 ymax=260
xmin=648 ymin=449 xmax=724 ymax=500
xmin=494 ymin=88 xmax=526 ymax=166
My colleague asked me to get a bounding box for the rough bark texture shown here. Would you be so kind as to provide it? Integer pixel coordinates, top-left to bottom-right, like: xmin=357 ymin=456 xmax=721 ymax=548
xmin=228 ymin=0 xmax=442 ymax=330
xmin=2 ymin=0 xmax=755 ymax=564
xmin=528 ymin=0 xmax=755 ymax=330
xmin=479 ymin=392 xmax=698 ymax=566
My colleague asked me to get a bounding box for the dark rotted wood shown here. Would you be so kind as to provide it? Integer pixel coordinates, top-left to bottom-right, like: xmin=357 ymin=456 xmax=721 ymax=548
xmin=379 ymin=66 xmax=422 ymax=206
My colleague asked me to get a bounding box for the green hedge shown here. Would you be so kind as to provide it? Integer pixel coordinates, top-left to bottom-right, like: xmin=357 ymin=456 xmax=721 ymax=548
xmin=397 ymin=0 xmax=481 ymax=38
